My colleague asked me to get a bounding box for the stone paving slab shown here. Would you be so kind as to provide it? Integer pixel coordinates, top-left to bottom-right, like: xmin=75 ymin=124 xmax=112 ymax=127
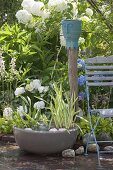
xmin=0 ymin=142 xmax=113 ymax=170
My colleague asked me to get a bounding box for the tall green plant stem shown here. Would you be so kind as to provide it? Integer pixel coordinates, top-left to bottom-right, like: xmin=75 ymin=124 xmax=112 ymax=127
xmin=67 ymin=48 xmax=78 ymax=111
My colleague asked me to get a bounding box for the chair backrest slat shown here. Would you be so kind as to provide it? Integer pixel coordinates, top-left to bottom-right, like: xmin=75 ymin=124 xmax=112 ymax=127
xmin=86 ymin=76 xmax=113 ymax=81
xmin=85 ymin=56 xmax=113 ymax=64
xmin=87 ymin=82 xmax=113 ymax=86
xmin=85 ymin=56 xmax=113 ymax=87
xmin=85 ymin=66 xmax=113 ymax=70
xmin=86 ymin=71 xmax=113 ymax=75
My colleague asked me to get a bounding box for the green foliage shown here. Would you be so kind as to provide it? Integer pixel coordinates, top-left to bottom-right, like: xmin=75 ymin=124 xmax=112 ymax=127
xmin=96 ymin=117 xmax=113 ymax=137
xmin=79 ymin=0 xmax=113 ymax=56
xmin=0 ymin=24 xmax=36 ymax=68
xmin=0 ymin=22 xmax=68 ymax=85
xmin=79 ymin=115 xmax=113 ymax=138
xmin=78 ymin=116 xmax=90 ymax=136
xmin=14 ymin=111 xmax=40 ymax=130
xmin=0 ymin=0 xmax=22 ymax=26
xmin=0 ymin=118 xmax=14 ymax=134
xmin=0 ymin=111 xmax=40 ymax=134
xmin=11 ymin=79 xmax=49 ymax=130
xmin=13 ymin=110 xmax=49 ymax=130
xmin=49 ymin=84 xmax=79 ymax=129
xmin=0 ymin=103 xmax=49 ymax=134
xmin=0 ymin=53 xmax=30 ymax=112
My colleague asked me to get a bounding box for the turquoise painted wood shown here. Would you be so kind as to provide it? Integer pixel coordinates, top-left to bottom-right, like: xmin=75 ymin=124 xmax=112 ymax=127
xmin=62 ymin=19 xmax=82 ymax=49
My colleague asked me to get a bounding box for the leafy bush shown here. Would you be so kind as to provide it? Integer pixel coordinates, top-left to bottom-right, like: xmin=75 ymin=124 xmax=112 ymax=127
xmin=78 ymin=115 xmax=113 ymax=138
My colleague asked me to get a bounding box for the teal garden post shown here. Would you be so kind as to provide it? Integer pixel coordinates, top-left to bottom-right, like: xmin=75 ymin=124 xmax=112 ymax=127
xmin=62 ymin=19 xmax=82 ymax=110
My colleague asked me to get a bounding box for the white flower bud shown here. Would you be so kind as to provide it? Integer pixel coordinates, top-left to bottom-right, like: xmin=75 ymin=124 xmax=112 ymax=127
xmin=32 ymin=79 xmax=41 ymax=90
xmin=25 ymin=83 xmax=34 ymax=92
xmin=14 ymin=87 xmax=25 ymax=96
xmin=80 ymin=16 xmax=91 ymax=22
xmin=86 ymin=8 xmax=93 ymax=17
xmin=17 ymin=105 xmax=27 ymax=117
xmin=34 ymin=101 xmax=45 ymax=110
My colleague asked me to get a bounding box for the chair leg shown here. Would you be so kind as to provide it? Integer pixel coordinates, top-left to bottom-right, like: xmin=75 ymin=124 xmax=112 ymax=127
xmin=84 ymin=132 xmax=91 ymax=156
xmin=92 ymin=130 xmax=101 ymax=166
xmin=84 ymin=129 xmax=101 ymax=166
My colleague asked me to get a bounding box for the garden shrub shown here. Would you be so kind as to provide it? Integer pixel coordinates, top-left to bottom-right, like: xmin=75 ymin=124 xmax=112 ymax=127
xmin=0 ymin=0 xmax=113 ymax=134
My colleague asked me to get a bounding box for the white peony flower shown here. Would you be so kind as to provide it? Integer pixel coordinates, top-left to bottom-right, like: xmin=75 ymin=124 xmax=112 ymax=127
xmin=38 ymin=86 xmax=49 ymax=93
xmin=17 ymin=105 xmax=27 ymax=117
xmin=31 ymin=1 xmax=44 ymax=16
xmin=48 ymin=0 xmax=68 ymax=12
xmin=3 ymin=107 xmax=13 ymax=119
xmin=79 ymin=37 xmax=85 ymax=44
xmin=21 ymin=0 xmax=35 ymax=13
xmin=34 ymin=101 xmax=45 ymax=110
xmin=16 ymin=9 xmax=32 ymax=24
xmin=25 ymin=83 xmax=34 ymax=92
xmin=38 ymin=86 xmax=45 ymax=93
xmin=43 ymin=86 xmax=49 ymax=92
xmin=86 ymin=8 xmax=93 ymax=17
xmin=26 ymin=79 xmax=48 ymax=92
xmin=14 ymin=87 xmax=25 ymax=96
xmin=32 ymin=79 xmax=41 ymax=90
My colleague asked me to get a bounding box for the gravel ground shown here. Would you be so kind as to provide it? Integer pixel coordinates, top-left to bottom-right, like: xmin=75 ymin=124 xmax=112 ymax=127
xmin=0 ymin=142 xmax=113 ymax=170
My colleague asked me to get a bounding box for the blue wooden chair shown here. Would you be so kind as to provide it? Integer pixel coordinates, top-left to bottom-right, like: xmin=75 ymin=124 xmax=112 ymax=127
xmin=84 ymin=56 xmax=113 ymax=166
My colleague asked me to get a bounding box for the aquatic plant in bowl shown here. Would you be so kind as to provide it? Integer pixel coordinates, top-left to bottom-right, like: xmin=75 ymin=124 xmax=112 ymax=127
xmin=13 ymin=83 xmax=80 ymax=154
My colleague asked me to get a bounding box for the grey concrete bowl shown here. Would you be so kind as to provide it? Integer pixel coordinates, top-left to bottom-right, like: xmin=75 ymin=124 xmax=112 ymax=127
xmin=13 ymin=127 xmax=78 ymax=154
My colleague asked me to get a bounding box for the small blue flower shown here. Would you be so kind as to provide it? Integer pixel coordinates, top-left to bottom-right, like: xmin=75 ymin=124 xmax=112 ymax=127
xmin=78 ymin=75 xmax=86 ymax=86
xmin=78 ymin=92 xmax=86 ymax=101
xmin=77 ymin=59 xmax=85 ymax=69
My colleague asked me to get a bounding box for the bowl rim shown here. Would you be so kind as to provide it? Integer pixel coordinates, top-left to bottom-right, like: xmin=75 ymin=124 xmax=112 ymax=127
xmin=13 ymin=126 xmax=78 ymax=134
